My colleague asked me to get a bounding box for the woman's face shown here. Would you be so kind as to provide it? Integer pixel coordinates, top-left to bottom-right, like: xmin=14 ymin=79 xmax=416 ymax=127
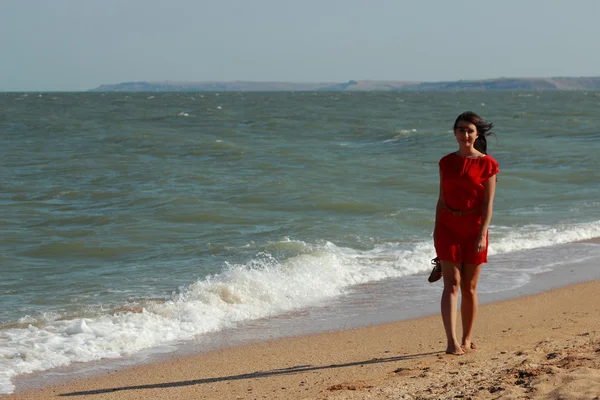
xmin=454 ymin=121 xmax=478 ymax=149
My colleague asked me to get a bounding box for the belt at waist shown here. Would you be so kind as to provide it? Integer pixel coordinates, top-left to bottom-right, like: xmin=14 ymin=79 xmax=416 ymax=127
xmin=443 ymin=205 xmax=480 ymax=216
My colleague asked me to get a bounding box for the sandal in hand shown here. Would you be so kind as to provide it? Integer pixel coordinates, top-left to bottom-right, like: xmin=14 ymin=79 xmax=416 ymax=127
xmin=427 ymin=257 xmax=442 ymax=283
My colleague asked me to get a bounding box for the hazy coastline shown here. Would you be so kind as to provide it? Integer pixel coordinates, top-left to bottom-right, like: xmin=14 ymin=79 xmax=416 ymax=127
xmin=89 ymin=76 xmax=600 ymax=92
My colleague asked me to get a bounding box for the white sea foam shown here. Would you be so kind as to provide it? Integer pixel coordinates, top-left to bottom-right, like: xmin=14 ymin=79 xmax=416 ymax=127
xmin=383 ymin=129 xmax=419 ymax=143
xmin=0 ymin=239 xmax=433 ymax=393
xmin=489 ymin=220 xmax=600 ymax=256
xmin=1 ymin=221 xmax=600 ymax=393
xmin=0 ymin=244 xmax=365 ymax=392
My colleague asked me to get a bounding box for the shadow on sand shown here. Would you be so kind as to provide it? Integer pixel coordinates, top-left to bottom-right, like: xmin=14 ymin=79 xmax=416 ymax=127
xmin=59 ymin=350 xmax=441 ymax=396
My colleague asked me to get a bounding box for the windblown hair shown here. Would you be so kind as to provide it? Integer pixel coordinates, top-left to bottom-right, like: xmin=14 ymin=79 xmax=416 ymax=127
xmin=453 ymin=111 xmax=495 ymax=154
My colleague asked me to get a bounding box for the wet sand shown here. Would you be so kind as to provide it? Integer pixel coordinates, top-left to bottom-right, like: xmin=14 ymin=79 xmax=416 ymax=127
xmin=6 ymin=278 xmax=600 ymax=400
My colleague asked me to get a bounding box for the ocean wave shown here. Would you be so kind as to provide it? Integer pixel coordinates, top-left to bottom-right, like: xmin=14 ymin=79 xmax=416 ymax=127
xmin=490 ymin=220 xmax=600 ymax=255
xmin=0 ymin=239 xmax=429 ymax=393
xmin=2 ymin=220 xmax=600 ymax=393
xmin=382 ymin=128 xmax=419 ymax=143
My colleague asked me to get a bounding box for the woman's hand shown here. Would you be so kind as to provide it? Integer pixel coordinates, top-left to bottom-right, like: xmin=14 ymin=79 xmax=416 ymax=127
xmin=475 ymin=232 xmax=487 ymax=253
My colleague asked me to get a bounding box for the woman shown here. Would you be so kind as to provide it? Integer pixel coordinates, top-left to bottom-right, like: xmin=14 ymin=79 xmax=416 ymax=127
xmin=432 ymin=111 xmax=499 ymax=355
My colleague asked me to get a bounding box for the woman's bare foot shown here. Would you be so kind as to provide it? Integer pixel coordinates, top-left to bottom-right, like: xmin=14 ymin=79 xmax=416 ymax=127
xmin=445 ymin=343 xmax=465 ymax=355
xmin=461 ymin=341 xmax=477 ymax=352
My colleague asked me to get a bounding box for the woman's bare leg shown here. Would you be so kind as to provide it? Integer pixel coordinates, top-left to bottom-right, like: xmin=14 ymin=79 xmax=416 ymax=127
xmin=441 ymin=261 xmax=463 ymax=355
xmin=460 ymin=263 xmax=482 ymax=349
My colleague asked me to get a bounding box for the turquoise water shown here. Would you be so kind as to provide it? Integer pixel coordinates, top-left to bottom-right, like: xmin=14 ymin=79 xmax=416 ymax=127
xmin=2 ymin=91 xmax=600 ymax=393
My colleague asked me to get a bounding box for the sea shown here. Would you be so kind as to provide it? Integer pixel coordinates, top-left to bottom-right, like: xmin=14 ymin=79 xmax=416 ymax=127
xmin=2 ymin=91 xmax=600 ymax=394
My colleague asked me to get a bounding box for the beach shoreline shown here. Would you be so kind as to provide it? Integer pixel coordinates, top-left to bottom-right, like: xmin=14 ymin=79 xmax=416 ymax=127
xmin=6 ymin=276 xmax=600 ymax=399
xmin=8 ymin=239 xmax=600 ymax=397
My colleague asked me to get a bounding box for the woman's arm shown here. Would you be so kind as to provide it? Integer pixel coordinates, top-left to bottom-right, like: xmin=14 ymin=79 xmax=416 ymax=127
xmin=434 ymin=167 xmax=445 ymax=246
xmin=476 ymin=175 xmax=497 ymax=252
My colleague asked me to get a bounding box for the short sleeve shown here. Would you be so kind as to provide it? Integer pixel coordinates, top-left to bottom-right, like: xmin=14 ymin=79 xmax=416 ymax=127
xmin=486 ymin=157 xmax=499 ymax=179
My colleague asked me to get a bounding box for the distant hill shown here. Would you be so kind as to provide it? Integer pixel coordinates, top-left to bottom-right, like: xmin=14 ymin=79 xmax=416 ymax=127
xmin=410 ymin=77 xmax=600 ymax=91
xmin=90 ymin=77 xmax=600 ymax=92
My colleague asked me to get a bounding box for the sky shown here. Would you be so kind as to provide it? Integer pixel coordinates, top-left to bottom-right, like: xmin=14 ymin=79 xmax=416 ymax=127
xmin=1 ymin=0 xmax=599 ymax=91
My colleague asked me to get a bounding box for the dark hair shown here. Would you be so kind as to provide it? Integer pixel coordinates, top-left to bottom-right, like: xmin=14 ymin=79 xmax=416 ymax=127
xmin=453 ymin=111 xmax=495 ymax=154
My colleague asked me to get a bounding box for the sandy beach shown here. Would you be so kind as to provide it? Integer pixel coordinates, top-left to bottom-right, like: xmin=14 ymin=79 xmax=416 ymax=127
xmin=5 ymin=277 xmax=600 ymax=400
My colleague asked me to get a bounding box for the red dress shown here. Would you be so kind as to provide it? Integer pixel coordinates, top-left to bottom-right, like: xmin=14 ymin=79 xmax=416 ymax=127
xmin=435 ymin=152 xmax=499 ymax=264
